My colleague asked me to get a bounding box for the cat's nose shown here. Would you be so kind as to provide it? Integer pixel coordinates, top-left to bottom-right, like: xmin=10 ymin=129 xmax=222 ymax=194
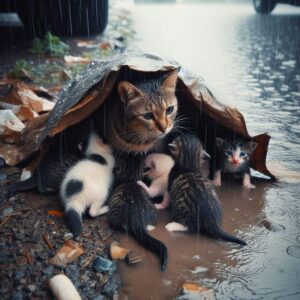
xmin=232 ymin=156 xmax=239 ymax=164
xmin=157 ymin=122 xmax=168 ymax=134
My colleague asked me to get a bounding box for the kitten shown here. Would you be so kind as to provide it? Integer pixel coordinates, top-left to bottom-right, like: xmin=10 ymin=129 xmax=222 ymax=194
xmin=6 ymin=150 xmax=82 ymax=196
xmin=166 ymin=133 xmax=247 ymax=246
xmin=137 ymin=153 xmax=175 ymax=209
xmin=213 ymin=137 xmax=257 ymax=189
xmin=60 ymin=131 xmax=115 ymax=238
xmin=108 ymin=182 xmax=168 ymax=271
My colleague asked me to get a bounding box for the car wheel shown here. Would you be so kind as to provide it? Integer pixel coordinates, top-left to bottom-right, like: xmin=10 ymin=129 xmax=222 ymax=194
xmin=17 ymin=0 xmax=109 ymax=37
xmin=253 ymin=0 xmax=276 ymax=14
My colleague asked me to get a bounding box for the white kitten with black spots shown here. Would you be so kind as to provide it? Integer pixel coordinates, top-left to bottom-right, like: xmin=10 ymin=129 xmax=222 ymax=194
xmin=60 ymin=131 xmax=115 ymax=237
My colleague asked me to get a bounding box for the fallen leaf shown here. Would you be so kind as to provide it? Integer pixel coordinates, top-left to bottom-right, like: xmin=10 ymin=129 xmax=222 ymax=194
xmin=47 ymin=210 xmax=65 ymax=218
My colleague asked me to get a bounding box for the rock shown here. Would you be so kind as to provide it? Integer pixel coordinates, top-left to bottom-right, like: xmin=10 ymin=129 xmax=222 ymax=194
xmin=102 ymin=271 xmax=122 ymax=298
xmin=3 ymin=207 xmax=14 ymax=216
xmin=14 ymin=270 xmax=25 ymax=280
xmin=49 ymin=240 xmax=85 ymax=267
xmin=259 ymin=219 xmax=285 ymax=232
xmin=48 ymin=274 xmax=82 ymax=300
xmin=92 ymin=256 xmax=116 ymax=273
xmin=63 ymin=232 xmax=74 ymax=240
xmin=11 ymin=290 xmax=24 ymax=300
xmin=0 ymin=248 xmax=13 ymax=264
xmin=27 ymin=284 xmax=36 ymax=292
xmin=92 ymin=295 xmax=107 ymax=300
xmin=110 ymin=241 xmax=129 ymax=260
xmin=178 ymin=283 xmax=215 ymax=300
xmin=42 ymin=265 xmax=54 ymax=276
xmin=126 ymin=250 xmax=143 ymax=265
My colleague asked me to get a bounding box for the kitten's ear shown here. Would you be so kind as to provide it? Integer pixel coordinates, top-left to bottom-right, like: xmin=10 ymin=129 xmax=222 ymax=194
xmin=162 ymin=69 xmax=178 ymax=92
xmin=216 ymin=137 xmax=225 ymax=148
xmin=249 ymin=141 xmax=258 ymax=152
xmin=168 ymin=142 xmax=178 ymax=156
xmin=118 ymin=81 xmax=143 ymax=104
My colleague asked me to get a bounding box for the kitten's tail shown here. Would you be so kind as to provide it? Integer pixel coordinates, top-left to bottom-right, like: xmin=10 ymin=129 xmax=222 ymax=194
xmin=128 ymin=219 xmax=168 ymax=271
xmin=65 ymin=209 xmax=83 ymax=238
xmin=209 ymin=228 xmax=247 ymax=246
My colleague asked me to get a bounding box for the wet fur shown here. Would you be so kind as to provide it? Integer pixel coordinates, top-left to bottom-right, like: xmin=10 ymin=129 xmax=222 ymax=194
xmin=108 ymin=182 xmax=168 ymax=271
xmin=213 ymin=137 xmax=257 ymax=188
xmin=60 ymin=132 xmax=115 ymax=237
xmin=167 ymin=133 xmax=247 ymax=246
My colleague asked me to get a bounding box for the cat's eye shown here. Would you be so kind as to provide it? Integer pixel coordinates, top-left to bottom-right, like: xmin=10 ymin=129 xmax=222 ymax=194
xmin=240 ymin=151 xmax=247 ymax=157
xmin=143 ymin=112 xmax=154 ymax=120
xmin=225 ymin=150 xmax=232 ymax=157
xmin=166 ymin=106 xmax=174 ymax=115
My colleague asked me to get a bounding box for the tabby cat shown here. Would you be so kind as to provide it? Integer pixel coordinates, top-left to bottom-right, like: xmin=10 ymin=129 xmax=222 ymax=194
xmin=213 ymin=137 xmax=257 ymax=188
xmin=107 ymin=70 xmax=179 ymax=271
xmin=166 ymin=133 xmax=246 ymax=246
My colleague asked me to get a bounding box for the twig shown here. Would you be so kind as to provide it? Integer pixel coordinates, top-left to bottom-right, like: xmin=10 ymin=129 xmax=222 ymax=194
xmin=0 ymin=216 xmax=11 ymax=228
xmin=43 ymin=234 xmax=54 ymax=251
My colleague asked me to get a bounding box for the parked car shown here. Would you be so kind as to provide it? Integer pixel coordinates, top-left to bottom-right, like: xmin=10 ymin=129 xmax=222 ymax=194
xmin=0 ymin=0 xmax=109 ymax=36
xmin=253 ymin=0 xmax=300 ymax=14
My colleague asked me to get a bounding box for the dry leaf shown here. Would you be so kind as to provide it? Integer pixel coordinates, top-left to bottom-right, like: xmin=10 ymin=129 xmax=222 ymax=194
xmin=110 ymin=241 xmax=129 ymax=260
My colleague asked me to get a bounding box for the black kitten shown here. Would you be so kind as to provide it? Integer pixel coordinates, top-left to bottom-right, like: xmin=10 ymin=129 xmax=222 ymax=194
xmin=166 ymin=133 xmax=246 ymax=246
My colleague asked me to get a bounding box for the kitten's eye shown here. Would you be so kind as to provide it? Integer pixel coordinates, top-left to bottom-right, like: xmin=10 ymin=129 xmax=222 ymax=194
xmin=225 ymin=150 xmax=232 ymax=157
xmin=240 ymin=151 xmax=247 ymax=158
xmin=166 ymin=106 xmax=174 ymax=115
xmin=142 ymin=112 xmax=154 ymax=120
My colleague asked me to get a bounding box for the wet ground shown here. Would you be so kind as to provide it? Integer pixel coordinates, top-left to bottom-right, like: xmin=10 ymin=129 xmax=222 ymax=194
xmin=1 ymin=1 xmax=300 ymax=299
xmin=115 ymin=1 xmax=300 ymax=299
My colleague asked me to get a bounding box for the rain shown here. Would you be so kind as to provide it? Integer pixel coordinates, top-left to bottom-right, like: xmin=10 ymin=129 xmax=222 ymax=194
xmin=0 ymin=0 xmax=300 ymax=299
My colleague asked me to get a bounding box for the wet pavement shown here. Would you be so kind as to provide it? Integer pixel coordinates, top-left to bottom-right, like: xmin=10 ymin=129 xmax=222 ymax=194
xmin=115 ymin=1 xmax=300 ymax=300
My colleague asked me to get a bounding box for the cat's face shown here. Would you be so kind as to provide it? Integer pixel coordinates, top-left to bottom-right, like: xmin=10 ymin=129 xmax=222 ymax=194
xmin=168 ymin=133 xmax=210 ymax=171
xmin=216 ymin=137 xmax=257 ymax=171
xmin=117 ymin=70 xmax=178 ymax=145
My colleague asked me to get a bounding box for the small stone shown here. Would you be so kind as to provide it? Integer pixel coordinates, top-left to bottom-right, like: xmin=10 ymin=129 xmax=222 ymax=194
xmin=27 ymin=284 xmax=36 ymax=292
xmin=81 ymin=274 xmax=89 ymax=283
xmin=102 ymin=272 xmax=122 ymax=297
xmin=126 ymin=250 xmax=143 ymax=265
xmin=110 ymin=241 xmax=129 ymax=260
xmin=190 ymin=266 xmax=208 ymax=274
xmin=42 ymin=265 xmax=54 ymax=276
xmin=93 ymin=295 xmax=106 ymax=300
xmin=93 ymin=256 xmax=116 ymax=273
xmin=64 ymin=232 xmax=74 ymax=240
xmin=192 ymin=255 xmax=201 ymax=261
xmin=11 ymin=290 xmax=23 ymax=300
xmin=3 ymin=207 xmax=14 ymax=216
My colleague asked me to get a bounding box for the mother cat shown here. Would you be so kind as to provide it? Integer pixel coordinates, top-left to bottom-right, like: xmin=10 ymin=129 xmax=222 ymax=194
xmin=105 ymin=69 xmax=178 ymax=271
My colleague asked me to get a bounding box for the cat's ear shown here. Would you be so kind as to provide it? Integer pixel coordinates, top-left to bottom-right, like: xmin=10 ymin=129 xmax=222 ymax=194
xmin=202 ymin=150 xmax=211 ymax=160
xmin=118 ymin=81 xmax=143 ymax=104
xmin=249 ymin=141 xmax=257 ymax=152
xmin=216 ymin=137 xmax=225 ymax=148
xmin=168 ymin=142 xmax=179 ymax=156
xmin=162 ymin=69 xmax=178 ymax=92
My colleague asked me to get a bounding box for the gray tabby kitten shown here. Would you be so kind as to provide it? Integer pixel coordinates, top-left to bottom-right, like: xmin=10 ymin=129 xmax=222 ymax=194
xmin=213 ymin=137 xmax=257 ymax=188
xmin=166 ymin=133 xmax=247 ymax=246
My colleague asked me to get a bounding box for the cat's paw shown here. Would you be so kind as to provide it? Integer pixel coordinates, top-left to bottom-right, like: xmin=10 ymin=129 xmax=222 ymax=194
xmin=212 ymin=179 xmax=222 ymax=187
xmin=165 ymin=222 xmax=188 ymax=232
xmin=155 ymin=203 xmax=166 ymax=210
xmin=147 ymin=225 xmax=155 ymax=231
xmin=243 ymin=183 xmax=255 ymax=189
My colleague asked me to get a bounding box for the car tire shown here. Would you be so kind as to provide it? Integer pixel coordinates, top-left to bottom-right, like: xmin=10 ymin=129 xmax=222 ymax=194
xmin=17 ymin=0 xmax=109 ymax=37
xmin=253 ymin=0 xmax=276 ymax=14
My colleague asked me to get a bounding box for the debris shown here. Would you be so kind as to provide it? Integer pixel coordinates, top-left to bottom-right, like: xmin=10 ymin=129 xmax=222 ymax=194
xmin=59 ymin=70 xmax=72 ymax=81
xmin=64 ymin=55 xmax=91 ymax=64
xmin=0 ymin=109 xmax=25 ymax=136
xmin=3 ymin=207 xmax=14 ymax=216
xmin=43 ymin=234 xmax=54 ymax=251
xmin=49 ymin=240 xmax=84 ymax=267
xmin=25 ymin=252 xmax=33 ymax=264
xmin=190 ymin=266 xmax=208 ymax=274
xmin=63 ymin=232 xmax=74 ymax=241
xmin=42 ymin=265 xmax=54 ymax=277
xmin=110 ymin=241 xmax=129 ymax=260
xmin=126 ymin=250 xmax=143 ymax=265
xmin=47 ymin=210 xmax=65 ymax=218
xmin=178 ymin=283 xmax=215 ymax=300
xmin=102 ymin=271 xmax=122 ymax=298
xmin=27 ymin=284 xmax=36 ymax=292
xmin=48 ymin=274 xmax=82 ymax=300
xmin=192 ymin=255 xmax=201 ymax=261
xmin=259 ymin=219 xmax=285 ymax=232
xmin=92 ymin=256 xmax=117 ymax=273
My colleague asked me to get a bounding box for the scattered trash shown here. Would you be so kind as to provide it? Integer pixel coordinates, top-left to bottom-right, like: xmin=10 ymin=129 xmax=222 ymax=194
xmin=48 ymin=274 xmax=82 ymax=300
xmin=259 ymin=219 xmax=285 ymax=232
xmin=110 ymin=241 xmax=129 ymax=260
xmin=2 ymin=207 xmax=14 ymax=216
xmin=92 ymin=256 xmax=117 ymax=273
xmin=49 ymin=240 xmax=84 ymax=267
xmin=47 ymin=210 xmax=65 ymax=218
xmin=178 ymin=283 xmax=215 ymax=300
xmin=190 ymin=266 xmax=208 ymax=274
xmin=64 ymin=56 xmax=91 ymax=64
xmin=126 ymin=250 xmax=143 ymax=265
